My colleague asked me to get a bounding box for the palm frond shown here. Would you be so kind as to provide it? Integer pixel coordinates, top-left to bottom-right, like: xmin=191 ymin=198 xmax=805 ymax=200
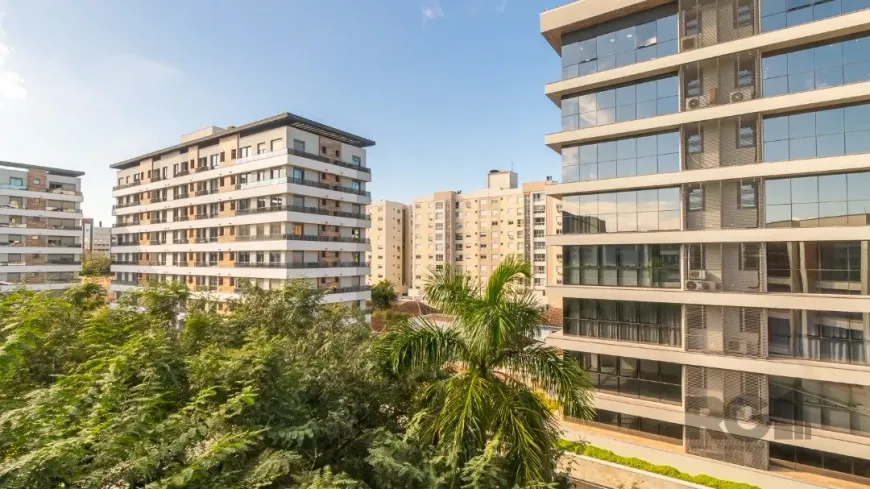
xmin=482 ymin=255 xmax=530 ymax=306
xmin=421 ymin=266 xmax=479 ymax=316
xmin=374 ymin=318 xmax=467 ymax=375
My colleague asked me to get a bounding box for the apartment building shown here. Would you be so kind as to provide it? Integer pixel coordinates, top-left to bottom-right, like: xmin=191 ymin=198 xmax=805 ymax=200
xmin=366 ymin=200 xmax=409 ymax=294
xmin=542 ymin=1 xmax=870 ymax=487
xmin=82 ymin=218 xmax=111 ymax=254
xmin=109 ymin=113 xmax=373 ymax=313
xmin=0 ymin=161 xmax=84 ymax=291
xmin=408 ymin=170 xmax=561 ymax=301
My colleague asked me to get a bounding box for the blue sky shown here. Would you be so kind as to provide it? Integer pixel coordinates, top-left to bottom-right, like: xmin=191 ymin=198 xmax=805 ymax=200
xmin=0 ymin=0 xmax=568 ymax=224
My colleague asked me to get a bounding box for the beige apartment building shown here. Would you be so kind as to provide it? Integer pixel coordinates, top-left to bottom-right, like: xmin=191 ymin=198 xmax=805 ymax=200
xmin=408 ymin=170 xmax=562 ymax=302
xmin=366 ymin=200 xmax=409 ymax=294
xmin=542 ymin=1 xmax=870 ymax=487
xmin=109 ymin=113 xmax=373 ymax=314
xmin=0 ymin=161 xmax=84 ymax=291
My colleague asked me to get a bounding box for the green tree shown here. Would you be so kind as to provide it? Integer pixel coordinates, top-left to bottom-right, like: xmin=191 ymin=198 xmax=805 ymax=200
xmin=80 ymin=252 xmax=111 ymax=276
xmin=370 ymin=280 xmax=398 ymax=310
xmin=0 ymin=281 xmax=443 ymax=488
xmin=376 ymin=256 xmax=594 ymax=488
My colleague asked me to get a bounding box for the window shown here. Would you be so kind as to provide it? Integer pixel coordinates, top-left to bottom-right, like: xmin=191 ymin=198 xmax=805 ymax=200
xmin=271 ymin=138 xmax=283 ymax=151
xmin=769 ymin=376 xmax=870 ymax=436
xmin=688 ymin=244 xmax=704 ymax=270
xmin=562 ymin=244 xmax=681 ymax=288
xmin=763 ymin=35 xmax=870 ymax=97
xmin=352 ymin=155 xmax=362 ymax=166
xmin=562 ymin=187 xmax=680 ymax=234
xmin=765 ymin=171 xmax=870 ymax=228
xmin=736 ymin=64 xmax=754 ymax=88
xmin=760 ymin=0 xmax=870 ymax=33
xmin=687 ymin=185 xmax=704 ymax=211
xmin=257 ymin=142 xmax=266 ymax=154
xmin=293 ymin=139 xmax=305 ymax=152
xmin=685 ymin=76 xmax=701 ymax=98
xmin=737 ymin=120 xmax=756 ymax=148
xmin=239 ymin=146 xmax=250 ymax=158
xmin=567 ymin=352 xmax=682 ymax=404
xmin=734 ymin=0 xmax=753 ymax=27
xmin=9 ymin=177 xmax=23 ymax=187
xmin=739 ymin=181 xmax=758 ymax=208
xmin=684 ymin=9 xmax=700 ymax=35
xmin=562 ymin=130 xmax=679 ymax=182
xmin=561 ymin=75 xmax=679 ymax=130
xmin=564 ymin=299 xmax=682 ymax=346
xmin=560 ymin=5 xmax=677 ymax=79
xmin=686 ymin=128 xmax=703 ymax=154
xmin=32 ymin=178 xmax=40 ymax=185
xmin=740 ymin=243 xmax=760 ymax=270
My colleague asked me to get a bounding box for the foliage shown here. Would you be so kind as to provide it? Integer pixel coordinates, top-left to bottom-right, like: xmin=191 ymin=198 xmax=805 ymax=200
xmin=558 ymin=440 xmax=761 ymax=489
xmin=370 ymin=281 xmax=398 ymax=310
xmin=79 ymin=252 xmax=111 ymax=276
xmin=0 ymin=281 xmax=442 ymax=488
xmin=376 ymin=256 xmax=594 ymax=488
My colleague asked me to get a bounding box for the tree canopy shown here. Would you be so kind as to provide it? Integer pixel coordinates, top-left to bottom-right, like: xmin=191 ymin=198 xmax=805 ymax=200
xmin=370 ymin=281 xmax=398 ymax=310
xmin=0 ymin=274 xmax=587 ymax=488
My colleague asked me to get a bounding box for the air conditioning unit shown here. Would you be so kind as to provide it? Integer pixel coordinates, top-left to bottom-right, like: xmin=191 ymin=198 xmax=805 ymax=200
xmin=689 ymin=270 xmax=707 ymax=280
xmin=729 ymin=87 xmax=755 ymax=103
xmin=699 ymin=407 xmax=711 ymax=416
xmin=682 ymin=35 xmax=699 ymax=51
xmin=685 ymin=95 xmax=708 ymax=111
xmin=686 ymin=279 xmax=716 ymax=291
xmin=727 ymin=339 xmax=750 ymax=355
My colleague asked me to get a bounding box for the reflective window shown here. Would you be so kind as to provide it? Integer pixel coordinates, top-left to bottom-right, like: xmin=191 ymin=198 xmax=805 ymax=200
xmin=762 ymin=103 xmax=870 ymax=161
xmin=568 ymin=352 xmax=682 ymax=405
xmin=562 ymin=188 xmax=680 ymax=234
xmin=563 ymin=298 xmax=681 ymax=346
xmin=561 ymin=75 xmax=679 ymax=130
xmin=572 ymin=408 xmax=683 ymax=444
xmin=768 ymin=310 xmax=868 ymax=365
xmin=765 ymin=171 xmax=870 ymax=227
xmin=766 ymin=241 xmax=865 ymax=295
xmin=561 ymin=131 xmax=679 ymax=182
xmin=760 ymin=0 xmax=870 ymax=33
xmin=562 ymin=244 xmax=681 ymax=288
xmin=770 ymin=442 xmax=870 ymax=481
xmin=762 ymin=35 xmax=870 ymax=96
xmin=770 ymin=376 xmax=870 ymax=436
xmin=560 ymin=5 xmax=677 ymax=80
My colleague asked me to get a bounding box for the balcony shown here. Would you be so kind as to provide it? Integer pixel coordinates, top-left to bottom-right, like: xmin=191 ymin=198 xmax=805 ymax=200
xmin=193 ymin=261 xmax=217 ymax=267
xmin=46 ymin=259 xmax=81 ymax=265
xmin=48 ymin=187 xmax=80 ymax=196
xmin=234 ymin=261 xmax=368 ymax=269
xmin=173 ymin=238 xmax=189 ymax=244
xmin=112 ymin=180 xmax=142 ymax=191
xmin=113 ymin=279 xmax=139 ymax=286
xmin=194 ymin=285 xmax=217 ymax=292
xmin=45 ymin=207 xmax=79 ymax=213
xmin=327 ymin=285 xmax=372 ymax=294
xmin=286 ymin=148 xmax=371 ymax=174
xmin=148 ymin=240 xmax=165 ymax=245
xmin=113 ymin=201 xmax=140 ymax=209
xmin=174 ymin=193 xmax=190 ymax=200
xmin=174 ymin=169 xmax=190 ymax=178
xmin=46 ymin=275 xmax=77 ymax=283
xmin=234 ymin=204 xmax=369 ymax=220
xmin=0 ymin=183 xmax=26 ymax=190
xmin=151 ymin=195 xmax=166 ymax=203
xmin=194 ymin=188 xmax=218 ymax=197
xmin=113 ymin=221 xmax=140 ymax=228
xmin=236 ymin=176 xmax=370 ymax=197
xmin=563 ymin=318 xmax=681 ymax=347
xmin=150 ymin=174 xmax=163 ymax=182
xmin=193 ymin=237 xmax=218 ymax=243
xmin=194 ymin=213 xmax=218 ymax=220
xmin=112 ymin=260 xmax=138 ymax=265
xmin=233 ymin=233 xmax=364 ymax=244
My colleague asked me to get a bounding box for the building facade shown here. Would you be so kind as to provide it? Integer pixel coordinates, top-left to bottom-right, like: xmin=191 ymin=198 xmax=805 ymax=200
xmin=109 ymin=113 xmax=373 ymax=313
xmin=543 ymin=1 xmax=870 ymax=486
xmin=366 ymin=200 xmax=409 ymax=294
xmin=83 ymin=218 xmax=111 ymax=254
xmin=408 ymin=170 xmax=562 ymax=301
xmin=0 ymin=161 xmax=84 ymax=291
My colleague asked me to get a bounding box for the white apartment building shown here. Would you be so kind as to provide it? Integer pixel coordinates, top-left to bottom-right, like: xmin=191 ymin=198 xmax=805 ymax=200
xmin=366 ymin=200 xmax=409 ymax=294
xmin=0 ymin=161 xmax=84 ymax=291
xmin=83 ymin=218 xmax=111 ymax=254
xmin=109 ymin=113 xmax=373 ymax=313
xmin=543 ymin=1 xmax=870 ymax=487
xmin=408 ymin=170 xmax=561 ymax=302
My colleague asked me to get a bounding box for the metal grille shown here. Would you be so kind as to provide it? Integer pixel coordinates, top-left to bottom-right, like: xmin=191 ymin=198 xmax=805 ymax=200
xmin=685 ymin=426 xmax=769 ymax=470
xmin=684 ymin=179 xmax=760 ymax=230
xmin=684 ymin=243 xmax=763 ymax=293
xmin=681 ymin=51 xmax=759 ymax=107
xmin=685 ymin=305 xmax=766 ymax=357
xmin=678 ymin=0 xmax=759 ymax=50
xmin=685 ymin=366 xmax=768 ymax=423
xmin=682 ymin=115 xmax=760 ymax=170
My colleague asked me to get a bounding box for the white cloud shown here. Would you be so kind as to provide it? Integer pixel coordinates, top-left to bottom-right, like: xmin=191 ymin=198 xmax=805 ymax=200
xmin=0 ymin=15 xmax=26 ymax=103
xmin=421 ymin=1 xmax=444 ymax=20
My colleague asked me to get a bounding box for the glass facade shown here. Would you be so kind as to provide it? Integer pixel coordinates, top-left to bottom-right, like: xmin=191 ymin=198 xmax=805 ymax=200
xmin=761 ymin=0 xmax=870 ymax=32
xmin=561 ymin=131 xmax=679 ymax=183
xmin=563 ymin=298 xmax=681 ymax=346
xmin=762 ymin=103 xmax=870 ymax=161
xmin=770 ymin=442 xmax=870 ymax=481
xmin=762 ymin=35 xmax=870 ymax=97
xmin=561 ymin=75 xmax=679 ymax=131
xmin=560 ymin=5 xmax=677 ymax=80
xmin=584 ymin=409 xmax=683 ymax=444
xmin=562 ymin=188 xmax=680 ymax=234
xmin=768 ymin=310 xmax=868 ymax=365
xmin=766 ymin=241 xmax=865 ymax=295
xmin=568 ymin=352 xmax=682 ymax=405
xmin=765 ymin=171 xmax=870 ymax=227
xmin=562 ymin=244 xmax=681 ymax=288
xmin=770 ymin=376 xmax=870 ymax=436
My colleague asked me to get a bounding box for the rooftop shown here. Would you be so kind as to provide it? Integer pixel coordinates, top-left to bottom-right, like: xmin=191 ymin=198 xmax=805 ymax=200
xmin=110 ymin=112 xmax=376 ymax=170
xmin=0 ymin=160 xmax=85 ymax=178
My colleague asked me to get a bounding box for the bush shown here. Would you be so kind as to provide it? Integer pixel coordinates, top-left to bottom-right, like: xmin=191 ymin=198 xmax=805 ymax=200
xmin=558 ymin=439 xmax=761 ymax=489
xmin=80 ymin=252 xmax=111 ymax=276
xmin=371 ymin=280 xmax=398 ymax=310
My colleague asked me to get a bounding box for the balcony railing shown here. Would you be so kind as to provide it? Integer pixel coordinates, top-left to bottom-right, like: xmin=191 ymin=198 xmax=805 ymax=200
xmin=45 ymin=207 xmax=80 ymax=213
xmin=234 ymin=204 xmax=368 ymax=220
xmin=112 ymin=260 xmax=138 ymax=265
xmin=770 ymin=334 xmax=869 ymax=366
xmin=174 ymin=169 xmax=190 ymax=178
xmin=173 ymin=238 xmax=189 ymax=244
xmin=235 ymin=176 xmax=370 ymax=197
xmin=233 ymin=233 xmax=363 ymax=244
xmin=0 ymin=183 xmax=26 ymax=190
xmin=563 ymin=318 xmax=681 ymax=347
xmin=113 ymin=279 xmax=139 ymax=286
xmin=194 ymin=237 xmax=219 ymax=243
xmin=113 ymin=201 xmax=140 ymax=209
xmin=150 ymin=174 xmax=163 ymax=182
xmin=151 ymin=195 xmax=166 ymax=203
xmin=328 ymin=285 xmax=372 ymax=294
xmin=195 ymin=188 xmax=218 ymax=196
xmin=234 ymin=261 xmax=368 ymax=269
xmin=112 ymin=181 xmax=142 ymax=191
xmin=285 ymin=148 xmax=371 ymax=174
xmin=194 ymin=285 xmax=217 ymax=292
xmin=174 ymin=193 xmax=190 ymax=200
xmin=48 ymin=187 xmax=80 ymax=195
xmin=46 ymin=259 xmax=82 ymax=265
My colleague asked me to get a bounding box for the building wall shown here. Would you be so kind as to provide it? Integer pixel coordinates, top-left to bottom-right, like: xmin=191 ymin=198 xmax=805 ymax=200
xmin=367 ymin=200 xmax=408 ymax=294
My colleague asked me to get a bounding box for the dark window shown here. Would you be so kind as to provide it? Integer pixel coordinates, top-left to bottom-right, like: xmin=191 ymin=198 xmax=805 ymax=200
xmin=688 ymin=185 xmax=704 ymax=211
xmin=737 ymin=120 xmax=756 ymax=148
xmin=740 ymin=243 xmax=760 ymax=270
xmin=734 ymin=0 xmax=754 ymax=27
xmin=687 ymin=129 xmax=703 ymax=154
xmin=684 ymin=9 xmax=700 ymax=36
xmin=739 ymin=181 xmax=757 ymax=208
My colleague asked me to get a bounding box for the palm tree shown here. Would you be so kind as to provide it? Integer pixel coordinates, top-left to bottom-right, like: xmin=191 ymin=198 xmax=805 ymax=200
xmin=376 ymin=256 xmax=594 ymax=487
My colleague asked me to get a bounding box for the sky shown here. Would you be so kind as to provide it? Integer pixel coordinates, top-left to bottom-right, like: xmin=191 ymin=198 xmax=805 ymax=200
xmin=0 ymin=0 xmax=569 ymax=224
